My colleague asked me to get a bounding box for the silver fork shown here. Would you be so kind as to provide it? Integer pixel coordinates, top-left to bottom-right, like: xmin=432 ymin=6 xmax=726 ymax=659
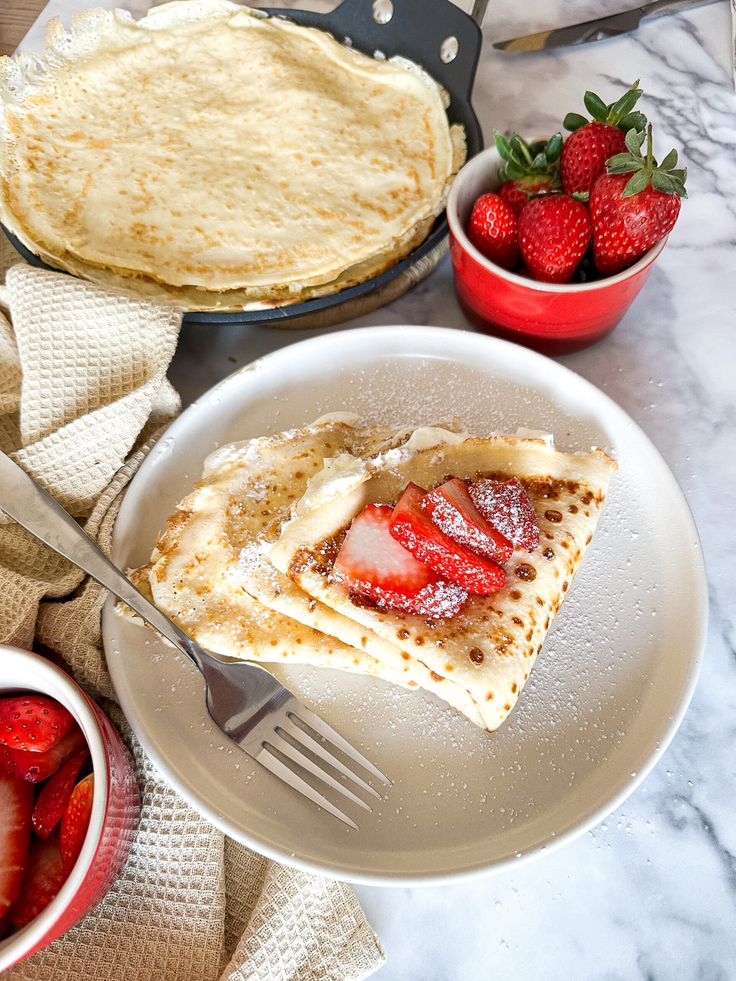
xmin=0 ymin=452 xmax=389 ymax=828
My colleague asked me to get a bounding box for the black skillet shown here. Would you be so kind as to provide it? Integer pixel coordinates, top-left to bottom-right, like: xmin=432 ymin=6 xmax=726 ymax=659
xmin=4 ymin=0 xmax=488 ymax=327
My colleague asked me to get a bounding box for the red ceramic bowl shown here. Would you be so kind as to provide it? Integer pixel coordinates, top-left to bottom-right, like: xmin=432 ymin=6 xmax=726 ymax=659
xmin=0 ymin=646 xmax=140 ymax=971
xmin=447 ymin=145 xmax=667 ymax=355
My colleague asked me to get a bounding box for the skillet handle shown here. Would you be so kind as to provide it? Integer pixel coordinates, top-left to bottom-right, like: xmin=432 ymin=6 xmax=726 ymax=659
xmin=305 ymin=0 xmax=484 ymax=104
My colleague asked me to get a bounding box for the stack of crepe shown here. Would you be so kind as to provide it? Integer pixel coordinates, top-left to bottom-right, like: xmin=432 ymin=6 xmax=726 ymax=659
xmin=125 ymin=415 xmax=617 ymax=732
xmin=0 ymin=0 xmax=465 ymax=311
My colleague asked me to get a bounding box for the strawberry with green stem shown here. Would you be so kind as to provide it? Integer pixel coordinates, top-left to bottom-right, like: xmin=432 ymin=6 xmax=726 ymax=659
xmin=561 ymin=81 xmax=647 ymax=195
xmin=590 ymin=124 xmax=686 ymax=275
xmin=494 ymin=131 xmax=563 ymax=215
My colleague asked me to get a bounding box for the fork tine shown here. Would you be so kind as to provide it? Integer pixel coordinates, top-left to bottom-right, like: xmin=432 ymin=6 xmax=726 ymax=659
xmin=255 ymin=746 xmax=358 ymax=829
xmin=278 ymin=719 xmax=383 ymax=801
xmin=268 ymin=733 xmax=372 ymax=811
xmin=289 ymin=704 xmax=391 ymax=786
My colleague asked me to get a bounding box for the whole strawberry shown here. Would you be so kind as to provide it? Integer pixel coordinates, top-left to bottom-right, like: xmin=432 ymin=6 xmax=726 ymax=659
xmin=518 ymin=195 xmax=592 ymax=283
xmin=495 ymin=131 xmax=562 ymax=215
xmin=466 ymin=193 xmax=519 ymax=270
xmin=561 ymin=82 xmax=646 ymax=195
xmin=591 ymin=124 xmax=686 ymax=275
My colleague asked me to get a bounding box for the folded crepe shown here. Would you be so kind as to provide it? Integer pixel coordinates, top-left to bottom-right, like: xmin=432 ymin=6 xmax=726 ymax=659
xmin=124 ymin=417 xmax=616 ymax=731
xmin=124 ymin=416 xmax=483 ymax=721
xmin=267 ymin=427 xmax=617 ymax=730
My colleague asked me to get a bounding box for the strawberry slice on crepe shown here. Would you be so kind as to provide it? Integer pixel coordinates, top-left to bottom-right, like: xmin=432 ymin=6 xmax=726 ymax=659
xmin=333 ymin=503 xmax=468 ymax=620
xmin=422 ymin=478 xmax=513 ymax=563
xmin=389 ymin=483 xmax=506 ymax=595
xmin=470 ymin=477 xmax=540 ymax=552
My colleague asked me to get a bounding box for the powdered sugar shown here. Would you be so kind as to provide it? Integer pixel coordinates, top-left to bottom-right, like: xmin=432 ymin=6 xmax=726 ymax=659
xmin=470 ymin=477 xmax=540 ymax=552
xmin=423 ymin=478 xmax=513 ymax=563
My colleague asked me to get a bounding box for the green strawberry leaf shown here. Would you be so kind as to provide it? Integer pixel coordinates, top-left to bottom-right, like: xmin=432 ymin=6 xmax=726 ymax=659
xmin=510 ymin=134 xmax=534 ymax=167
xmin=659 ymin=148 xmax=679 ymax=171
xmin=622 ymin=169 xmax=652 ymax=197
xmin=652 ymin=171 xmax=687 ymax=197
xmin=504 ymin=162 xmax=526 ymax=180
xmin=566 ymin=81 xmax=646 ymax=134
xmin=584 ymin=90 xmax=609 ymax=121
xmin=494 ymin=130 xmax=513 ymax=160
xmin=606 ymin=153 xmax=642 ymax=174
xmin=625 ymin=128 xmax=646 ymax=154
xmin=495 ymin=131 xmax=563 ymax=182
xmin=610 ymin=85 xmax=642 ymax=121
xmin=545 ymin=133 xmax=563 ymax=162
xmin=651 ymin=171 xmax=678 ymax=194
xmin=619 ymin=111 xmax=647 ymax=133
xmin=571 ymin=190 xmax=590 ymax=203
xmin=564 ymin=112 xmax=588 ymax=132
xmin=606 ymin=124 xmax=687 ymax=198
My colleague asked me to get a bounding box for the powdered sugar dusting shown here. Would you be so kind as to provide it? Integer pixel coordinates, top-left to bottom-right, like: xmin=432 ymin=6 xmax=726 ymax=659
xmin=108 ymin=335 xmax=699 ymax=868
xmin=470 ymin=478 xmax=540 ymax=551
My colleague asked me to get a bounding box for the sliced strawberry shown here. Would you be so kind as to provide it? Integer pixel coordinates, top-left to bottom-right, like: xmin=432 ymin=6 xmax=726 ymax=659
xmin=32 ymin=749 xmax=89 ymax=840
xmin=0 ymin=774 xmax=33 ymax=922
xmin=422 ymin=478 xmax=513 ymax=564
xmin=0 ymin=725 xmax=87 ymax=784
xmin=9 ymin=833 xmax=66 ymax=927
xmin=60 ymin=773 xmax=94 ymax=876
xmin=389 ymin=484 xmax=506 ymax=596
xmin=332 ymin=503 xmax=468 ymax=620
xmin=0 ymin=694 xmax=75 ymax=753
xmin=469 ymin=478 xmax=540 ymax=552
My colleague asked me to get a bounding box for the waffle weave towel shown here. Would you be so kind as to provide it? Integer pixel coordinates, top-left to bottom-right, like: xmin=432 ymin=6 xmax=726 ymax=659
xmin=0 ymin=246 xmax=384 ymax=981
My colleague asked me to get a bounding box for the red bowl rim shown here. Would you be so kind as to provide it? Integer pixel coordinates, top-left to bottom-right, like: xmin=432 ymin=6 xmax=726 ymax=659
xmin=447 ymin=144 xmax=668 ymax=293
xmin=0 ymin=645 xmax=111 ymax=971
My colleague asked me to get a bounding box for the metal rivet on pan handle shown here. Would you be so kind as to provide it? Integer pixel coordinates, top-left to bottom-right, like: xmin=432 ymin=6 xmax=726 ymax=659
xmin=372 ymin=0 xmax=394 ymax=24
xmin=440 ymin=35 xmax=459 ymax=63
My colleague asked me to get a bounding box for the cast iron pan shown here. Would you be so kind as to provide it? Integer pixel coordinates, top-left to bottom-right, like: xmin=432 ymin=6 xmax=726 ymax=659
xmin=4 ymin=0 xmax=485 ymax=327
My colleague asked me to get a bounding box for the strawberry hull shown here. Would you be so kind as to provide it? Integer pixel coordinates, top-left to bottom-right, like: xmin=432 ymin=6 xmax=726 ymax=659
xmin=447 ymin=144 xmax=668 ymax=355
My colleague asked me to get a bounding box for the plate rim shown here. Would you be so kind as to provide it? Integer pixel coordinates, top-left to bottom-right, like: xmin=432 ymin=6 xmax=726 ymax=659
xmin=103 ymin=324 xmax=708 ymax=886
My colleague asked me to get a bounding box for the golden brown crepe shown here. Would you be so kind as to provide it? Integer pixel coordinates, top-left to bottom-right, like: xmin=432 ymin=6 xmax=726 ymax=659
xmin=122 ymin=416 xmax=483 ymax=721
xmin=268 ymin=428 xmax=617 ymax=730
xmin=123 ymin=417 xmax=616 ymax=732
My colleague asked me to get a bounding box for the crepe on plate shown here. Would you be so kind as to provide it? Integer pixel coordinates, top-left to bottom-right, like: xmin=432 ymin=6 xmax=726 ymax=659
xmin=123 ymin=416 xmax=616 ymax=732
xmin=124 ymin=416 xmax=483 ymax=720
xmin=0 ymin=0 xmax=465 ymax=310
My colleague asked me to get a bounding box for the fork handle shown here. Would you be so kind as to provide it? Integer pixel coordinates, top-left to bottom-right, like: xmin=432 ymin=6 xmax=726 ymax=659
xmin=0 ymin=452 xmax=204 ymax=671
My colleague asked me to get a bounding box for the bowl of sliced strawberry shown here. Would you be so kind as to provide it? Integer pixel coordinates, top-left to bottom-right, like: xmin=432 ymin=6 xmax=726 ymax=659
xmin=447 ymin=82 xmax=687 ymax=354
xmin=0 ymin=646 xmax=140 ymax=972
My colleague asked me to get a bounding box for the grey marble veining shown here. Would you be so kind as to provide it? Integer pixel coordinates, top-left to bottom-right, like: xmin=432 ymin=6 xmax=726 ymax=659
xmin=15 ymin=1 xmax=736 ymax=978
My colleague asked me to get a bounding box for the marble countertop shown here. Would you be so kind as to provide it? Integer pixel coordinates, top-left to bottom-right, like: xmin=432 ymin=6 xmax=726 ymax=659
xmin=17 ymin=0 xmax=736 ymax=977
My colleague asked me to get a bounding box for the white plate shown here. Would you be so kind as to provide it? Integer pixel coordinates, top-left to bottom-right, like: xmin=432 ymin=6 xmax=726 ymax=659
xmin=103 ymin=326 xmax=707 ymax=885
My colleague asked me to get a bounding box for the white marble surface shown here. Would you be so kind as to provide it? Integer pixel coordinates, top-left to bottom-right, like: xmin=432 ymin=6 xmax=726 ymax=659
xmin=15 ymin=1 xmax=736 ymax=978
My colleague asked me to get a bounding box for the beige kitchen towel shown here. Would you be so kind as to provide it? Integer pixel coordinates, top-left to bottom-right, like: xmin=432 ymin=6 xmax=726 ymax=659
xmin=0 ymin=259 xmax=384 ymax=981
